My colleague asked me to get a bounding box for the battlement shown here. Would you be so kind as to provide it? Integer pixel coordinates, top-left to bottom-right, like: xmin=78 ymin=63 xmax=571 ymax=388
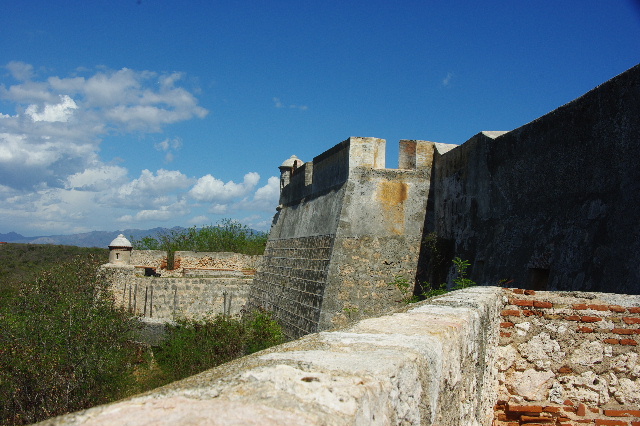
xmin=279 ymin=137 xmax=440 ymax=207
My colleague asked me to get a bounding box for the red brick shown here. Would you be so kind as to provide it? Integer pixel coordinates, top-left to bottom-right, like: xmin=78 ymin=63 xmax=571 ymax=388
xmin=575 ymin=420 xmax=594 ymax=424
xmin=581 ymin=316 xmax=603 ymax=322
xmin=588 ymin=304 xmax=610 ymax=311
xmin=631 ymin=422 xmax=640 ymax=426
xmin=564 ymin=400 xmax=574 ymax=406
xmin=522 ymin=416 xmax=555 ymax=423
xmin=564 ymin=406 xmax=577 ymax=413
xmin=573 ymin=303 xmax=589 ymax=310
xmin=578 ymin=326 xmax=595 ymax=333
xmin=559 ymin=367 xmax=573 ymax=373
xmin=613 ymin=328 xmax=636 ymax=335
xmin=595 ymin=420 xmax=629 ymax=426
xmin=604 ymin=338 xmax=620 ymax=344
xmin=502 ymin=309 xmax=521 ymax=317
xmin=604 ymin=409 xmax=640 ymax=417
xmin=523 ymin=309 xmax=538 ymax=317
xmin=620 ymin=339 xmax=638 ymax=346
xmin=500 ymin=331 xmax=512 ymax=337
xmin=513 ymin=288 xmax=525 ymax=294
xmin=508 ymin=404 xmax=543 ymax=413
xmin=501 ymin=322 xmax=515 ymax=328
xmin=577 ymin=403 xmax=587 ymax=416
xmin=512 ymin=299 xmax=534 ymax=307
xmin=610 ymin=305 xmax=627 ymax=313
xmin=628 ymin=307 xmax=640 ymax=313
xmin=543 ymin=406 xmax=561 ymax=413
xmin=623 ymin=317 xmax=640 ymax=324
xmin=524 ymin=289 xmax=536 ymax=295
xmin=565 ymin=315 xmax=582 ymax=321
xmin=590 ymin=407 xmax=600 ymax=413
xmin=533 ymin=300 xmax=553 ymax=308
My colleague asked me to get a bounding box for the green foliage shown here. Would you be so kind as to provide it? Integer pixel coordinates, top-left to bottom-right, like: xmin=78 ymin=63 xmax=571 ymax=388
xmin=0 ymin=255 xmax=139 ymax=426
xmin=404 ymin=257 xmax=477 ymax=303
xmin=389 ymin=275 xmax=420 ymax=304
xmin=420 ymin=281 xmax=448 ymax=298
xmin=452 ymin=257 xmax=475 ymax=290
xmin=0 ymin=244 xmax=108 ymax=298
xmin=152 ymin=309 xmax=284 ymax=383
xmin=130 ymin=219 xmax=268 ymax=268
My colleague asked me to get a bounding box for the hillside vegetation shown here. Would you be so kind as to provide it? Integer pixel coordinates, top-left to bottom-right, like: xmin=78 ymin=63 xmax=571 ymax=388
xmin=0 ymin=235 xmax=282 ymax=425
xmin=0 ymin=244 xmax=108 ymax=297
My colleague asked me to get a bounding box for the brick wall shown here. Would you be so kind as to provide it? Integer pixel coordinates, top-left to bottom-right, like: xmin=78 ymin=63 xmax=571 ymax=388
xmin=494 ymin=288 xmax=640 ymax=426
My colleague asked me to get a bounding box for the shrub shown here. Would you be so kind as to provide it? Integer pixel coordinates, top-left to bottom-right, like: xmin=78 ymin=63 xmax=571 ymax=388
xmin=152 ymin=310 xmax=285 ymax=383
xmin=0 ymin=255 xmax=139 ymax=425
xmin=130 ymin=219 xmax=268 ymax=268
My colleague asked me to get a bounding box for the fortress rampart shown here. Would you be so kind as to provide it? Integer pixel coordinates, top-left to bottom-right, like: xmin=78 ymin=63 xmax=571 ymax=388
xmin=249 ymin=137 xmax=452 ymax=338
xmin=38 ymin=287 xmax=640 ymax=426
xmin=50 ymin=64 xmax=640 ymax=425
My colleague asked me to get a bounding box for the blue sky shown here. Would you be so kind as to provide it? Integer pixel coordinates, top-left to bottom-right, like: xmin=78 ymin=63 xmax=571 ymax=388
xmin=1 ymin=0 xmax=639 ymax=237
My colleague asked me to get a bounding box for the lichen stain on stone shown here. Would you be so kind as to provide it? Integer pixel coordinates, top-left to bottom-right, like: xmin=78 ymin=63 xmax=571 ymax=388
xmin=377 ymin=181 xmax=408 ymax=235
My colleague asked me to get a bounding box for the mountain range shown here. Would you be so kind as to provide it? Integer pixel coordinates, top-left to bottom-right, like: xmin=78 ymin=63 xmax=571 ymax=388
xmin=0 ymin=228 xmax=186 ymax=248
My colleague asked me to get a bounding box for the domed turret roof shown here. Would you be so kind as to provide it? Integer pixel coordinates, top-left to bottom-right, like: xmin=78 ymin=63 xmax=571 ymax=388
xmin=109 ymin=234 xmax=132 ymax=248
xmin=279 ymin=155 xmax=304 ymax=169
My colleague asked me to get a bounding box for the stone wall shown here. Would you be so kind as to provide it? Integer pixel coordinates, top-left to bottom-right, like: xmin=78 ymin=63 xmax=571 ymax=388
xmin=495 ymin=288 xmax=640 ymax=426
xmin=101 ymin=260 xmax=254 ymax=322
xmin=36 ymin=286 xmax=504 ymax=426
xmin=427 ymin=64 xmax=640 ymax=294
xmin=250 ymin=137 xmax=445 ymax=338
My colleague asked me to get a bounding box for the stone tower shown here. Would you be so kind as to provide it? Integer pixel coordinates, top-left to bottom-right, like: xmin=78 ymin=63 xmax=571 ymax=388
xmin=108 ymin=234 xmax=132 ymax=265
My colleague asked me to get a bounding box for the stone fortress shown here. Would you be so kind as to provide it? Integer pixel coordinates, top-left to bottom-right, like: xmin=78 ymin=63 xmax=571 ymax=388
xmin=54 ymin=64 xmax=640 ymax=426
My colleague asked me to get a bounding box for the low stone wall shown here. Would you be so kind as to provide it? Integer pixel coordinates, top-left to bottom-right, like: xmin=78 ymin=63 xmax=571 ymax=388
xmin=495 ymin=289 xmax=640 ymax=426
xmin=128 ymin=250 xmax=262 ymax=275
xmin=36 ymin=286 xmax=503 ymax=426
xmin=100 ymin=264 xmax=251 ymax=320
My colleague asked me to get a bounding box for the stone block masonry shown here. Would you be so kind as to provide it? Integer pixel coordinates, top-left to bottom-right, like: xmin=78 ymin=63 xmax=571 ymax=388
xmin=250 ymin=137 xmax=451 ymax=338
xmin=494 ymin=289 xmax=640 ymax=426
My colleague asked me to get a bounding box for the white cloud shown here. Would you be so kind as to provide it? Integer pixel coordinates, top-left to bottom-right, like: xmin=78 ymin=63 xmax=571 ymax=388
xmin=189 ymin=172 xmax=260 ymax=203
xmin=442 ymin=72 xmax=453 ymax=87
xmin=65 ymin=164 xmax=128 ymax=191
xmin=273 ymin=96 xmax=308 ymax=111
xmin=234 ymin=176 xmax=280 ymax=212
xmin=116 ymin=199 xmax=190 ymax=223
xmin=154 ymin=137 xmax=182 ymax=163
xmin=188 ymin=215 xmax=210 ymax=225
xmin=6 ymin=61 xmax=34 ymax=81
xmin=25 ymin=95 xmax=78 ymax=122
xmin=112 ymin=169 xmax=192 ymax=207
xmin=0 ymin=62 xmax=209 ymax=193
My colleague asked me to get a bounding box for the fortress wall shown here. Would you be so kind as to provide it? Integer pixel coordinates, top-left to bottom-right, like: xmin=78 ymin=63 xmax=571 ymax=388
xmin=37 ymin=286 xmax=504 ymax=426
xmin=430 ymin=64 xmax=640 ymax=293
xmin=251 ymin=137 xmax=434 ymax=337
xmin=494 ymin=288 xmax=640 ymax=426
xmin=100 ymin=264 xmax=251 ymax=321
xmin=319 ymin=165 xmax=431 ymax=330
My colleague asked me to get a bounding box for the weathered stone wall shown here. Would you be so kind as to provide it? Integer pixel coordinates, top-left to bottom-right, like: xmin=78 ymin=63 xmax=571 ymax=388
xmin=495 ymin=288 xmax=640 ymax=425
xmin=427 ymin=64 xmax=640 ymax=294
xmin=128 ymin=250 xmax=261 ymax=274
xmin=250 ymin=137 xmax=442 ymax=337
xmin=101 ymin=264 xmax=252 ymax=321
xmin=36 ymin=286 xmax=504 ymax=426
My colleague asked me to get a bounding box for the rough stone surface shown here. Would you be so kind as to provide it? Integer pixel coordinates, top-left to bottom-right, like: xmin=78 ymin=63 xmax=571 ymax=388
xmin=35 ymin=287 xmax=503 ymax=426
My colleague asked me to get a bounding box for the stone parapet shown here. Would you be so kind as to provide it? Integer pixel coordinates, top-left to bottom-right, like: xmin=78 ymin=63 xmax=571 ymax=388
xmin=35 ymin=286 xmax=503 ymax=426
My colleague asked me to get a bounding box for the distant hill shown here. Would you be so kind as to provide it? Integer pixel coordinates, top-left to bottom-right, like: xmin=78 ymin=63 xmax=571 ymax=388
xmin=0 ymin=227 xmax=186 ymax=248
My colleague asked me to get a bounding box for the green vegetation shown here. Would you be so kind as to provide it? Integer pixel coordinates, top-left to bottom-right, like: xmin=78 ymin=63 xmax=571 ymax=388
xmin=0 ymin=243 xmax=108 ymax=297
xmin=391 ymin=257 xmax=477 ymax=303
xmin=130 ymin=219 xmax=268 ymax=268
xmin=0 ymin=255 xmax=139 ymax=425
xmin=152 ymin=309 xmax=285 ymax=383
xmin=0 ymin=243 xmax=285 ymax=425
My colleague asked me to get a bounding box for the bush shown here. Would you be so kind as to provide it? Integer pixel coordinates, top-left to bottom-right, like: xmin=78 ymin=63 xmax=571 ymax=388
xmin=153 ymin=310 xmax=285 ymax=383
xmin=130 ymin=219 xmax=268 ymax=268
xmin=0 ymin=255 xmax=139 ymax=425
